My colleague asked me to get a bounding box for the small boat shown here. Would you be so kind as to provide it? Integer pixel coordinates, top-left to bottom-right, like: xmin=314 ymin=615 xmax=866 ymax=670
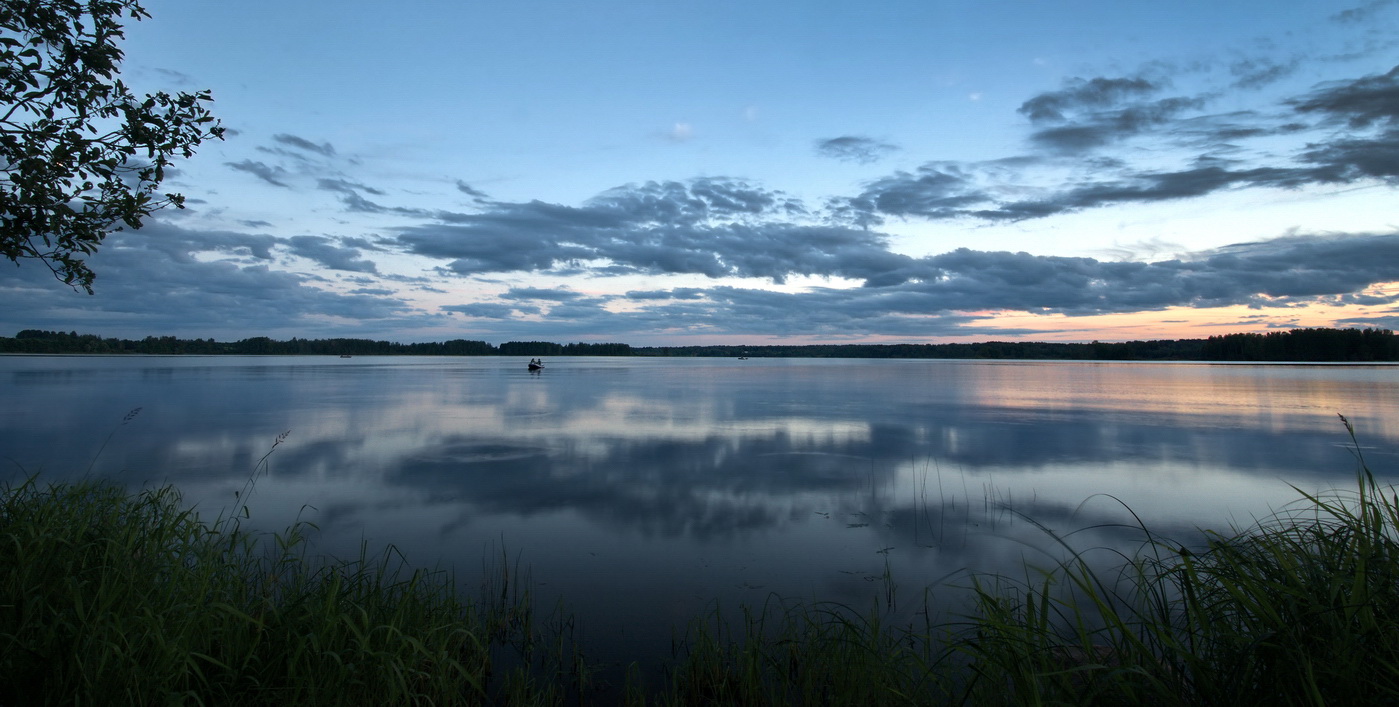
xmin=528 ymin=362 xmax=544 ymax=371
xmin=340 ymin=354 xmax=352 ymax=358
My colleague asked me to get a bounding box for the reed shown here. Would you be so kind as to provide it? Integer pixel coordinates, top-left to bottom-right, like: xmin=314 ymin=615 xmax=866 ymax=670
xmin=660 ymin=595 xmax=956 ymax=706
xmin=0 ymin=475 xmax=539 ymax=705
xmin=3 ymin=414 xmax=1397 ymax=705
xmin=1138 ymin=415 xmax=1399 ymax=705
xmin=660 ymin=415 xmax=1399 ymax=706
xmin=922 ymin=413 xmax=1399 ymax=706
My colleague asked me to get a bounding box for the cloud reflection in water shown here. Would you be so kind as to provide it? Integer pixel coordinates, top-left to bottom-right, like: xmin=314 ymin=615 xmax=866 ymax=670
xmin=3 ymin=355 xmax=1396 ymax=667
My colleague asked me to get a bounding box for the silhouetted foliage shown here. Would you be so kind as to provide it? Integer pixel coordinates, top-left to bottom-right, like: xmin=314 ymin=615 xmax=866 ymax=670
xmin=635 ymin=330 xmax=1399 ymax=361
xmin=0 ymin=331 xmax=627 ymax=357
xmin=1200 ymin=328 xmax=1399 ymax=362
xmin=635 ymin=338 xmax=1212 ymax=360
xmin=3 ymin=328 xmax=1395 ymax=361
xmin=497 ymin=341 xmax=565 ymax=357
xmin=0 ymin=0 xmax=224 ymax=292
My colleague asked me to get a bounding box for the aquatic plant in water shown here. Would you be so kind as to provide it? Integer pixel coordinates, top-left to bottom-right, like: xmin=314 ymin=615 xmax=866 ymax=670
xmin=2 ymin=414 xmax=1397 ymax=705
xmin=664 ymin=415 xmax=1399 ymax=706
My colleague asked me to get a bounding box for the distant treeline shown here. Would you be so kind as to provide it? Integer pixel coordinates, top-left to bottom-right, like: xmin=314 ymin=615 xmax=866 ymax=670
xmin=0 ymin=331 xmax=632 ymax=357
xmin=2 ymin=327 xmax=1396 ymax=362
xmin=638 ymin=339 xmax=1205 ymax=360
xmin=639 ymin=328 xmax=1399 ymax=362
xmin=1197 ymin=327 xmax=1399 ymax=362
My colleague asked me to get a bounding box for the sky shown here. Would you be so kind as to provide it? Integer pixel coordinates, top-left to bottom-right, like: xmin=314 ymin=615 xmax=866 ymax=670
xmin=3 ymin=0 xmax=1399 ymax=346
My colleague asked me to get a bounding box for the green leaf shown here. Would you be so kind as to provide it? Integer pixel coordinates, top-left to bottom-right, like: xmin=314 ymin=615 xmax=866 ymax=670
xmin=0 ymin=0 xmax=223 ymax=292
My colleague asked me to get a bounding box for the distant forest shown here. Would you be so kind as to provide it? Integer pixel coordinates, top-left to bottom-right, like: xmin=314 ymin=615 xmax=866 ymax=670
xmin=3 ymin=327 xmax=1397 ymax=362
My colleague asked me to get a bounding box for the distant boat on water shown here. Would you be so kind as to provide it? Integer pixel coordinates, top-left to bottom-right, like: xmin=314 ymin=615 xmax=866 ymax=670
xmin=528 ymin=360 xmax=544 ymax=371
xmin=339 ymin=354 xmax=352 ymax=358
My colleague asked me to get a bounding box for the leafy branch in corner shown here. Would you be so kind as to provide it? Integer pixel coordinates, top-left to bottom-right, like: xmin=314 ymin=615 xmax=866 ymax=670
xmin=0 ymin=0 xmax=224 ymax=292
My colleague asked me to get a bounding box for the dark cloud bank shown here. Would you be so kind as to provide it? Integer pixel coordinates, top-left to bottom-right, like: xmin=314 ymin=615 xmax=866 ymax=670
xmin=4 ymin=57 xmax=1399 ymax=342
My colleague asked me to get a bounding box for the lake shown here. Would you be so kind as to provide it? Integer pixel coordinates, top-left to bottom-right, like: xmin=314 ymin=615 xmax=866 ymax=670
xmin=3 ymin=354 xmax=1397 ymax=672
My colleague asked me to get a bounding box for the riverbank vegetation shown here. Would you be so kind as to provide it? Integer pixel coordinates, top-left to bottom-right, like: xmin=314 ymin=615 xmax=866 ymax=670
xmin=4 ymin=326 xmax=1398 ymax=361
xmin=2 ymin=417 xmax=1397 ymax=704
xmin=0 ymin=477 xmax=490 ymax=704
xmin=0 ymin=474 xmax=596 ymax=705
xmin=660 ymin=417 xmax=1399 ymax=705
xmin=0 ymin=331 xmax=632 ymax=358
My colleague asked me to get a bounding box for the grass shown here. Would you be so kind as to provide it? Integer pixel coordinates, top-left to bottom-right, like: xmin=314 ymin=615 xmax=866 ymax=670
xmin=0 ymin=422 xmax=588 ymax=706
xmin=2 ymin=414 xmax=1397 ymax=705
xmin=653 ymin=414 xmax=1399 ymax=706
xmin=0 ymin=475 xmax=503 ymax=705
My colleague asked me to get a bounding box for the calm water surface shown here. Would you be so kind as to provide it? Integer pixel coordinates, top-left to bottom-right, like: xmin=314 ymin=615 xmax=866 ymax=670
xmin=3 ymin=355 xmax=1398 ymax=669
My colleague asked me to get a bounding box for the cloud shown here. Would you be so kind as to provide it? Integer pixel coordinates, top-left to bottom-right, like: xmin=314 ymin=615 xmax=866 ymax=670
xmin=340 ymin=236 xmax=390 ymax=252
xmin=0 ymin=222 xmax=416 ymax=339
xmin=148 ymin=67 xmax=197 ymax=85
xmin=14 ymin=26 xmax=1399 ymax=347
xmin=625 ymin=288 xmax=707 ymax=301
xmin=1291 ymin=64 xmax=1399 ymax=129
xmin=1230 ymin=57 xmax=1300 ymax=90
xmin=231 ymin=135 xmax=369 ymax=198
xmin=402 ymin=227 xmax=1399 ymax=342
xmin=128 ymin=225 xmax=280 ymax=263
xmin=226 ymin=159 xmax=290 ymax=187
xmin=13 ymin=220 xmax=1394 ymax=346
xmin=501 ymin=287 xmax=583 ymax=302
xmin=815 ymin=136 xmax=899 ymax=164
xmin=272 ymin=133 xmax=336 ymax=157
xmin=456 ymin=181 xmax=490 ymax=202
xmin=544 ymin=299 xmax=610 ymax=320
xmin=1301 ymin=134 xmax=1399 ymax=181
xmin=988 ymin=164 xmax=1329 ymax=221
xmin=841 ymin=164 xmax=990 ymax=221
xmin=443 ymin=302 xmax=529 ymax=318
xmin=1337 ymin=312 xmax=1399 ymax=329
xmin=1018 ymin=76 xmax=1161 ymax=123
xmin=889 ymin=234 xmax=1399 ymax=316
xmin=667 ymin=122 xmax=694 ymax=142
xmin=318 ymin=178 xmax=386 ymax=196
xmin=845 ymin=158 xmax=1350 ymax=226
xmin=829 ymin=65 xmax=1399 ymax=225
xmin=315 ymin=178 xmax=434 ymax=216
xmin=286 ymin=236 xmax=380 ymax=274
xmin=370 ymin=142 xmax=1399 ymax=332
xmin=1027 ymin=95 xmax=1207 ymax=152
xmin=1331 ymin=0 xmax=1398 ymax=24
xmin=230 ymin=136 xmax=450 ymax=219
xmin=1290 ymin=65 xmax=1399 ymax=180
xmin=140 ymin=55 xmax=1399 ymax=345
xmin=397 ymin=178 xmax=906 ymax=284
